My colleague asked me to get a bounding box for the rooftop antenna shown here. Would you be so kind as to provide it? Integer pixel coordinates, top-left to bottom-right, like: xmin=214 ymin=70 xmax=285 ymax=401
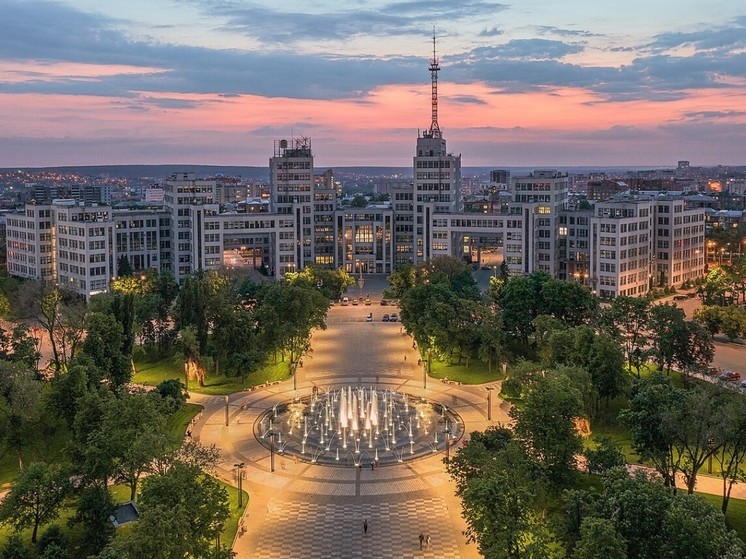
xmin=428 ymin=27 xmax=441 ymax=138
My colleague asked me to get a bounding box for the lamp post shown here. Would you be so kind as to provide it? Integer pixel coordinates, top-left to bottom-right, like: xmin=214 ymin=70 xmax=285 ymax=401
xmin=233 ymin=462 xmax=245 ymax=508
xmin=443 ymin=422 xmax=451 ymax=464
xmin=269 ymin=430 xmax=277 ymax=473
xmin=224 ymin=395 xmax=229 ymax=427
xmin=486 ymin=386 xmax=494 ymax=421
xmin=422 ymin=359 xmax=427 ymax=389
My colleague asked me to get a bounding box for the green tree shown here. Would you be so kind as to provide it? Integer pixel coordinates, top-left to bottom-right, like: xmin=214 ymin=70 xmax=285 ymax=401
xmin=455 ymin=440 xmax=546 ymax=559
xmin=510 ymin=373 xmax=584 ymax=485
xmin=606 ymin=296 xmax=651 ymax=375
xmin=98 ymin=393 xmax=170 ymax=500
xmin=15 ymin=284 xmax=88 ymax=374
xmin=67 ymin=484 xmax=115 ymax=555
xmin=386 ymin=264 xmax=417 ymax=299
xmin=661 ymin=493 xmax=744 ymax=559
xmin=573 ymin=517 xmax=627 ymax=559
xmin=477 ymin=303 xmax=505 ymax=374
xmin=0 ymin=534 xmax=32 ymax=559
xmin=256 ymin=280 xmax=329 ymax=378
xmin=0 ymin=462 xmax=70 ymax=543
xmin=118 ymin=462 xmax=230 ymax=559
xmin=587 ymin=333 xmax=627 ymax=413
xmin=584 ymin=436 xmax=626 ymax=476
xmin=0 ymin=361 xmax=43 ymax=470
xmin=46 ymin=363 xmax=88 ymax=428
xmin=82 ymin=313 xmax=131 ymax=389
xmin=619 ymin=374 xmax=683 ymax=488
xmin=647 ymin=303 xmax=688 ymax=373
xmin=713 ymin=395 xmax=746 ymax=513
xmin=669 ymin=384 xmax=726 ymax=494
xmin=173 ymin=271 xmax=211 ymax=354
xmin=117 ymin=255 xmax=133 ymax=277
xmin=350 ymin=194 xmax=368 ymax=207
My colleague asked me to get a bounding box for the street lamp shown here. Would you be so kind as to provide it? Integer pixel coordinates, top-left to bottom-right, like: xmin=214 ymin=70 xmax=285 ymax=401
xmin=486 ymin=386 xmax=495 ymax=421
xmin=269 ymin=430 xmax=277 ymax=472
xmin=443 ymin=421 xmax=452 ymax=464
xmin=233 ymin=462 xmax=245 ymax=508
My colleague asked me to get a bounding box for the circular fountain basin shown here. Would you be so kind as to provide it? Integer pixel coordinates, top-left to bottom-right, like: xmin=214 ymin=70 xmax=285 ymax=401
xmin=254 ymin=386 xmax=464 ymax=467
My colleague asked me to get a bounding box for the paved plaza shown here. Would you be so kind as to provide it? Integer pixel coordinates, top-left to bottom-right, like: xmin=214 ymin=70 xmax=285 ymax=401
xmin=190 ymin=284 xmax=509 ymax=558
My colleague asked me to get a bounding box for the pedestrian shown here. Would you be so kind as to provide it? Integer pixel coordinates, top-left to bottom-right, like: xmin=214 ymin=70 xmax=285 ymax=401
xmin=364 ymin=519 xmax=368 ymax=535
xmin=426 ymin=534 xmax=431 ymax=547
xmin=404 ymin=355 xmax=407 ymax=362
xmin=419 ymin=533 xmax=424 ymax=549
xmin=371 ymin=462 xmax=374 ymax=471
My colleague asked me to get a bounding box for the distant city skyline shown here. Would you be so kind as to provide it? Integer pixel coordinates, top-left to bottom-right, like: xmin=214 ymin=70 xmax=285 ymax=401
xmin=1 ymin=0 xmax=745 ymax=167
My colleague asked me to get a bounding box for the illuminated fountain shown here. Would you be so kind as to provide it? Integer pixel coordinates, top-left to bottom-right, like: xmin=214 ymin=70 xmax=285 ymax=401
xmin=255 ymin=386 xmax=464 ymax=466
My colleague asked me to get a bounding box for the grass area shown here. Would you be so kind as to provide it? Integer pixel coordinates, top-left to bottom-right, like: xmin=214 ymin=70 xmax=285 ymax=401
xmin=165 ymin=403 xmax=202 ymax=444
xmin=133 ymin=357 xmax=291 ymax=395
xmin=0 ymin=422 xmax=70 ymax=488
xmin=427 ymin=358 xmax=503 ymax=385
xmin=219 ymin=478 xmax=249 ymax=547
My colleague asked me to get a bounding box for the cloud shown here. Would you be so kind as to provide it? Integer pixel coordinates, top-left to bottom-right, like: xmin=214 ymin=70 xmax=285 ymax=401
xmin=445 ymin=94 xmax=487 ymax=105
xmin=188 ymin=0 xmax=509 ymax=43
xmin=535 ymin=25 xmax=603 ymax=38
xmin=645 ymin=17 xmax=746 ymax=53
xmin=479 ymin=27 xmax=504 ymax=37
xmin=2 ymin=0 xmax=746 ymax=108
xmin=681 ymin=110 xmax=746 ymax=120
xmin=465 ymin=39 xmax=585 ymax=60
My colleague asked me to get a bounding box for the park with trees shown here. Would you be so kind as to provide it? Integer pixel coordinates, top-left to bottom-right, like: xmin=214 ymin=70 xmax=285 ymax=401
xmin=0 ymin=265 xmax=340 ymax=558
xmin=1 ymin=251 xmax=746 ymax=557
xmin=392 ymin=255 xmax=746 ymax=557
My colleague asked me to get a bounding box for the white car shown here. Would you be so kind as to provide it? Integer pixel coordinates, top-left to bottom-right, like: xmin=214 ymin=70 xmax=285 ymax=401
xmin=366 ymin=313 xmax=373 ymax=322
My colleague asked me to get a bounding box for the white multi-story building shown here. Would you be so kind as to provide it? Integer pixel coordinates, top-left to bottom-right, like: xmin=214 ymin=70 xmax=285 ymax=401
xmin=3 ymin=46 xmax=707 ymax=300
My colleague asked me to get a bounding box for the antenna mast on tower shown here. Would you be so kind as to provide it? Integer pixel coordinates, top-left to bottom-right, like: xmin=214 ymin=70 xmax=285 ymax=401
xmin=428 ymin=30 xmax=441 ymax=138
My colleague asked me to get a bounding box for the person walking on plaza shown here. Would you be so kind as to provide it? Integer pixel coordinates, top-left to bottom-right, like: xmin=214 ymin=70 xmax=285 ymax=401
xmin=419 ymin=533 xmax=424 ymax=549
xmin=426 ymin=534 xmax=431 ymax=547
xmin=364 ymin=519 xmax=368 ymax=535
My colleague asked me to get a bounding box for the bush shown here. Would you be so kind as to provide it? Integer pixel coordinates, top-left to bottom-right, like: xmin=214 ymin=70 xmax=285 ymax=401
xmin=38 ymin=526 xmax=67 ymax=554
xmin=1 ymin=535 xmax=32 ymax=559
xmin=584 ymin=436 xmax=626 ymax=475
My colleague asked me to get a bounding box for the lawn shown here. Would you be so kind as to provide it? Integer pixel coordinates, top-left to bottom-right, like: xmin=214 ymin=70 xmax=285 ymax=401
xmin=165 ymin=403 xmax=202 ymax=446
xmin=427 ymin=358 xmax=503 ymax=385
xmin=133 ymin=356 xmax=291 ymax=395
xmin=0 ymin=422 xmax=70 ymax=488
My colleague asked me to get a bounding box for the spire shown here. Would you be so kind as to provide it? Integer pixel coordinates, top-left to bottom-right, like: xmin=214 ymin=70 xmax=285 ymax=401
xmin=428 ymin=30 xmax=441 ymax=138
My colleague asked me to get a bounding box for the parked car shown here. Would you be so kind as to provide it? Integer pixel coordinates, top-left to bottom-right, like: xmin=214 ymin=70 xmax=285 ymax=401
xmin=382 ymin=314 xmax=390 ymax=322
xmin=341 ymin=296 xmax=349 ymax=306
xmin=740 ymin=380 xmax=746 ymax=389
xmin=390 ymin=313 xmax=398 ymax=322
xmin=719 ymin=371 xmax=741 ymax=382
xmin=673 ymin=294 xmax=688 ymax=301
xmin=364 ymin=297 xmax=372 ymax=306
xmin=481 ymin=266 xmax=491 ymax=270
xmin=366 ymin=313 xmax=373 ymax=322
xmin=380 ymin=299 xmax=389 ymax=306
xmin=352 ymin=298 xmax=359 ymax=305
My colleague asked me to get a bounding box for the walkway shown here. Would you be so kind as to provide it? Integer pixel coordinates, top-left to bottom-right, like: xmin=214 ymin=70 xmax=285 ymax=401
xmin=189 ymin=299 xmax=509 ymax=558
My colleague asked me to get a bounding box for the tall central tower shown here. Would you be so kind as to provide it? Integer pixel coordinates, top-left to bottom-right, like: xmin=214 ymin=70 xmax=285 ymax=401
xmin=409 ymin=34 xmax=462 ymax=264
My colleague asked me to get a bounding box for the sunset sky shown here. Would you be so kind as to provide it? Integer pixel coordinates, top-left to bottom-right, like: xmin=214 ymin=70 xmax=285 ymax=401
xmin=2 ymin=0 xmax=745 ymax=167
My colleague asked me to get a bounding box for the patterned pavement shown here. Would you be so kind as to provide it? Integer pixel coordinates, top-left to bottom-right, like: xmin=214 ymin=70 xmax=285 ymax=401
xmin=190 ymin=301 xmax=509 ymax=558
